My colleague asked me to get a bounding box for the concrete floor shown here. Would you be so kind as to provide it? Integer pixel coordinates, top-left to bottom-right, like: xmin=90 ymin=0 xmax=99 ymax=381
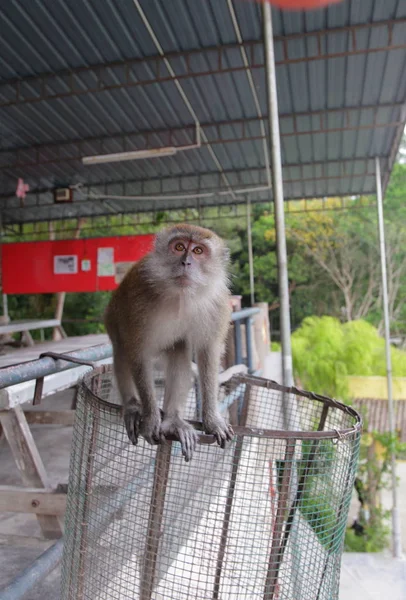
xmin=0 ymin=344 xmax=405 ymax=599
xmin=340 ymin=553 xmax=406 ymax=600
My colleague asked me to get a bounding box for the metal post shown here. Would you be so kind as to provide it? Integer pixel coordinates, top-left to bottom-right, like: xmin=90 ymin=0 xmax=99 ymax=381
xmin=2 ymin=294 xmax=8 ymax=320
xmin=263 ymin=2 xmax=293 ymax=389
xmin=245 ymin=318 xmax=254 ymax=372
xmin=263 ymin=19 xmax=299 ymax=599
xmin=0 ymin=539 xmax=63 ymax=600
xmin=247 ymin=199 xmax=255 ymax=306
xmin=234 ymin=320 xmax=243 ymax=365
xmin=375 ymin=157 xmax=402 ymax=559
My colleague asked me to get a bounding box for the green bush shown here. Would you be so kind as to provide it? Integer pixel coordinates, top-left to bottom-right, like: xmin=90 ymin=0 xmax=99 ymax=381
xmin=344 ymin=509 xmax=390 ymax=553
xmin=291 ymin=316 xmax=406 ymax=400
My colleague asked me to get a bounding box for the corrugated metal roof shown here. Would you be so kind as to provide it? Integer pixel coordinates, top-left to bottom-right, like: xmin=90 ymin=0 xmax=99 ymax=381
xmin=0 ymin=0 xmax=405 ymax=225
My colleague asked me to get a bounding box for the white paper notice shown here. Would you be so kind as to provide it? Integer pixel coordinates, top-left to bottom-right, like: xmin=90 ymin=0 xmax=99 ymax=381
xmin=97 ymin=247 xmax=114 ymax=277
xmin=54 ymin=255 xmax=78 ymax=275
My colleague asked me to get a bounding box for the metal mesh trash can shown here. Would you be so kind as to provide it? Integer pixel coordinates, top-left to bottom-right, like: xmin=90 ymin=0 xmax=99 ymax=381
xmin=61 ymin=367 xmax=361 ymax=600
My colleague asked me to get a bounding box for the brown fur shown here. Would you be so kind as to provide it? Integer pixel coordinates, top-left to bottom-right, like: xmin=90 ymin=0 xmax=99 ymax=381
xmin=104 ymin=224 xmax=233 ymax=462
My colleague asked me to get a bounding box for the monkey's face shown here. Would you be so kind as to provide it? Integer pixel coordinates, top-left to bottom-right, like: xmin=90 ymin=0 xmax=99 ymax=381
xmin=150 ymin=224 xmax=230 ymax=293
xmin=167 ymin=237 xmax=211 ymax=288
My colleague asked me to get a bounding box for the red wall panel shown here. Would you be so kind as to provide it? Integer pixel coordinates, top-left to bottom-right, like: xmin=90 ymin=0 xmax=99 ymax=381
xmin=2 ymin=234 xmax=155 ymax=294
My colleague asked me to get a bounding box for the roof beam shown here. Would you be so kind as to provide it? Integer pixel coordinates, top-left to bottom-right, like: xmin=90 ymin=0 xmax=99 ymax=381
xmin=0 ymin=18 xmax=404 ymax=108
xmin=0 ymin=182 xmax=378 ymax=227
xmin=0 ymin=159 xmax=385 ymax=204
xmin=0 ymin=103 xmax=403 ymax=171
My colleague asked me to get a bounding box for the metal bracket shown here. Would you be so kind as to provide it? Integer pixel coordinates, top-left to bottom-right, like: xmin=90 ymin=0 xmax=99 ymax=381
xmin=33 ymin=352 xmax=95 ymax=406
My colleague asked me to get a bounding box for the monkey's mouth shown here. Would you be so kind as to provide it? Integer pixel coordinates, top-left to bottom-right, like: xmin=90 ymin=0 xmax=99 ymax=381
xmin=175 ymin=274 xmax=193 ymax=287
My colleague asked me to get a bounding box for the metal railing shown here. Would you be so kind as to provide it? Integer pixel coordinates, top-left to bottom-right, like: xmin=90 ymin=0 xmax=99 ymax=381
xmin=231 ymin=307 xmax=260 ymax=373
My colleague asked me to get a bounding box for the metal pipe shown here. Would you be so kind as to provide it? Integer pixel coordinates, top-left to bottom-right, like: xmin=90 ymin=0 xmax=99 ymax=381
xmin=231 ymin=307 xmax=260 ymax=322
xmin=246 ymin=199 xmax=255 ymax=306
xmin=2 ymin=294 xmax=8 ymax=320
xmin=245 ymin=318 xmax=254 ymax=372
xmin=0 ymin=343 xmax=112 ymax=389
xmin=0 ymin=539 xmax=63 ymax=600
xmin=233 ymin=321 xmax=243 ymax=365
xmin=263 ymin=3 xmax=293 ymax=389
xmin=375 ymin=157 xmax=402 ymax=559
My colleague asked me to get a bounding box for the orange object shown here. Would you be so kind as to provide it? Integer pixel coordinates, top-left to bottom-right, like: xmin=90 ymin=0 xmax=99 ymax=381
xmin=252 ymin=0 xmax=343 ymax=10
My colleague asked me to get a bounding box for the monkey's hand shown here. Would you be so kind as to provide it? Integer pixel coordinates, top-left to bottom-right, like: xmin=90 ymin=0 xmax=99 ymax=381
xmin=203 ymin=414 xmax=234 ymax=449
xmin=160 ymin=416 xmax=198 ymax=463
xmin=140 ymin=408 xmax=162 ymax=446
xmin=123 ymin=397 xmax=143 ymax=445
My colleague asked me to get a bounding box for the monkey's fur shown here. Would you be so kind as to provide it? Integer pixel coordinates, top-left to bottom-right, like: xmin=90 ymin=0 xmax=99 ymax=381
xmin=104 ymin=223 xmax=234 ymax=461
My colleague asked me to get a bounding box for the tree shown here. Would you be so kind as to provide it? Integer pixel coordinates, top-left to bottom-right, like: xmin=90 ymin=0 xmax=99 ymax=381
xmin=286 ymin=207 xmax=381 ymax=321
xmin=230 ymin=211 xmax=318 ymax=331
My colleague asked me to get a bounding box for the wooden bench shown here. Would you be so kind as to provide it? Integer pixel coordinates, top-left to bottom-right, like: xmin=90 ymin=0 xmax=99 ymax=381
xmin=0 ymin=319 xmax=66 ymax=346
xmin=0 ymin=353 xmax=112 ymax=539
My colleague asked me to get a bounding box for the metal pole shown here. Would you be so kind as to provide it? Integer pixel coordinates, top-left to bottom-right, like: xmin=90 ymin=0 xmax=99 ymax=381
xmin=0 ymin=539 xmax=63 ymax=600
xmin=247 ymin=199 xmax=255 ymax=306
xmin=0 ymin=211 xmax=6 ymax=323
xmin=375 ymin=156 xmax=402 ymax=559
xmin=2 ymin=294 xmax=8 ymax=320
xmin=263 ymin=24 xmax=299 ymax=598
xmin=0 ymin=343 xmax=112 ymax=389
xmin=263 ymin=3 xmax=293 ymax=388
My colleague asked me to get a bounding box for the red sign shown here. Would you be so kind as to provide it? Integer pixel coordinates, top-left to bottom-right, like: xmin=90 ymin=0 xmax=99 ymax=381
xmin=2 ymin=234 xmax=155 ymax=294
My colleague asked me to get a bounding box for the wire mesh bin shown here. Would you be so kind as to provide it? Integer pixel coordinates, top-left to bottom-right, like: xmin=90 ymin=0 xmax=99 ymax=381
xmin=61 ymin=366 xmax=361 ymax=600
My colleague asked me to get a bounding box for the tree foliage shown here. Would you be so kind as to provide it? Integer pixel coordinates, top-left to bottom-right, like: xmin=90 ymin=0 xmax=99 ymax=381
xmin=229 ymin=163 xmax=406 ymax=337
xmin=291 ymin=316 xmax=406 ymax=400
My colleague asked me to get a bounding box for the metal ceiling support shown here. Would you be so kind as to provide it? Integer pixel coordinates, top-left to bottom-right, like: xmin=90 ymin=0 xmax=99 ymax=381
xmin=246 ymin=199 xmax=255 ymax=307
xmin=132 ymin=0 xmax=236 ymax=201
xmin=1 ymin=40 xmax=404 ymax=108
xmin=0 ymin=163 xmax=380 ymax=205
xmin=375 ymin=157 xmax=402 ymax=559
xmin=1 ymin=18 xmax=404 ymax=108
xmin=1 ymin=189 xmax=380 ymax=227
xmin=1 ymin=112 xmax=402 ymax=172
xmin=263 ymin=3 xmax=293 ymax=390
xmin=383 ymin=103 xmax=406 ymax=193
xmin=227 ymin=0 xmax=271 ymax=189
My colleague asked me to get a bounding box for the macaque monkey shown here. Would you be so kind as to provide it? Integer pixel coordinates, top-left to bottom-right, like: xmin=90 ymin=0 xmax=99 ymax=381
xmin=104 ymin=223 xmax=234 ymax=461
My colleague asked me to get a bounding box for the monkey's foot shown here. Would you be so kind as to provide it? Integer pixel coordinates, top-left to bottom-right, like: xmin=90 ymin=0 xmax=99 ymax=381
xmin=203 ymin=415 xmax=234 ymax=449
xmin=140 ymin=409 xmax=162 ymax=445
xmin=160 ymin=416 xmax=198 ymax=463
xmin=123 ymin=399 xmax=143 ymax=445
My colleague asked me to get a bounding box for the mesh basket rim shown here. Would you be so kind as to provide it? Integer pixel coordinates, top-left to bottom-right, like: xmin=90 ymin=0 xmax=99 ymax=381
xmin=79 ymin=366 xmax=362 ymax=442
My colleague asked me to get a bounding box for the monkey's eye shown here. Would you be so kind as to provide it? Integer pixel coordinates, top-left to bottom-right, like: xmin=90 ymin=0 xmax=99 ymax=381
xmin=174 ymin=243 xmax=185 ymax=251
xmin=193 ymin=246 xmax=203 ymax=255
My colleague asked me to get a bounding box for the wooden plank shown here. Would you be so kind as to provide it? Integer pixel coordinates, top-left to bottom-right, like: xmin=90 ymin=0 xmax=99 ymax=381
xmin=0 ymin=407 xmax=63 ymax=538
xmin=0 ymin=533 xmax=54 ymax=548
xmin=24 ymin=409 xmax=75 ymax=426
xmin=0 ymin=486 xmax=67 ymax=515
xmin=21 ymin=330 xmax=35 ymax=347
xmin=0 ymin=319 xmax=61 ymax=334
xmin=0 ymin=333 xmax=109 ymax=369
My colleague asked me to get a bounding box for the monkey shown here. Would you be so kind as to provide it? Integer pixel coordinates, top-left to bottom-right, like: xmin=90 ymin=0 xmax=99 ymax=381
xmin=104 ymin=223 xmax=234 ymax=462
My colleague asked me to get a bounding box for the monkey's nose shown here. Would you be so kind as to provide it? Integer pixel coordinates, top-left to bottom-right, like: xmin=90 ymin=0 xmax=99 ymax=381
xmin=181 ymin=260 xmax=191 ymax=266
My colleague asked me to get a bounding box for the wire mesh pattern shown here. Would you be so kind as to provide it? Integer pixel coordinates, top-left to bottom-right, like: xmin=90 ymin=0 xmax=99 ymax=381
xmin=61 ymin=367 xmax=361 ymax=600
